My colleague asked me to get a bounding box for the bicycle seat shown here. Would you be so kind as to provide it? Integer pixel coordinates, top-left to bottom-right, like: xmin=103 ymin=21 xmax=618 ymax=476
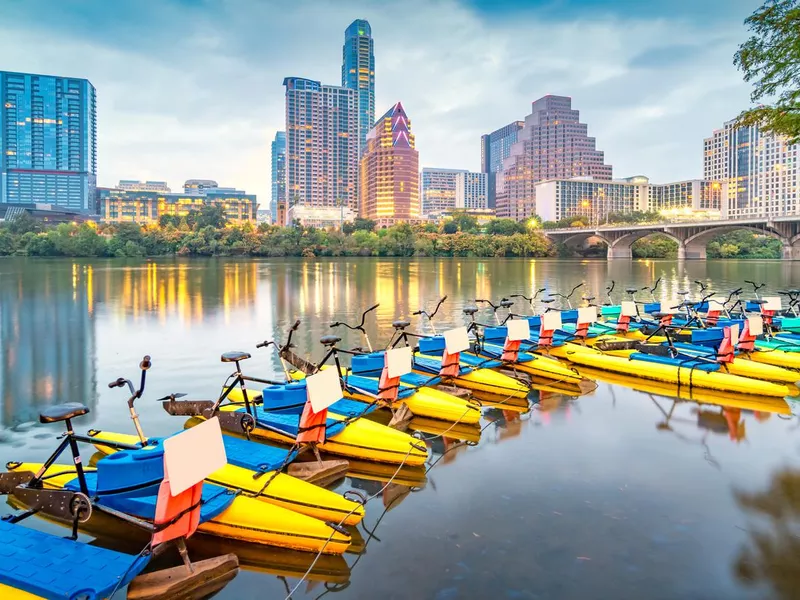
xmin=583 ymin=296 xmax=596 ymax=302
xmin=682 ymin=301 xmax=698 ymax=307
xmin=678 ymin=291 xmax=689 ymax=296
xmin=463 ymin=306 xmax=479 ymax=315
xmin=39 ymin=403 xmax=90 ymax=424
xmin=651 ymin=312 xmax=671 ymax=318
xmin=221 ymin=351 xmax=251 ymax=363
xmin=320 ymin=335 xmax=342 ymax=346
xmin=750 ymin=299 xmax=767 ymax=305
xmin=541 ymin=298 xmax=556 ymax=304
xmin=500 ymin=300 xmax=514 ymax=308
xmin=625 ymin=288 xmax=638 ymax=294
xmin=392 ymin=320 xmax=411 ymax=329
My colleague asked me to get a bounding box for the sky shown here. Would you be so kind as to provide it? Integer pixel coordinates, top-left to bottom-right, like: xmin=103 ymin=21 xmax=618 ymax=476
xmin=1 ymin=0 xmax=763 ymax=204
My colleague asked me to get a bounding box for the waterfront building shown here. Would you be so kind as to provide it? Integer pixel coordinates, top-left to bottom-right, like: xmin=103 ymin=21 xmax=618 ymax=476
xmin=496 ymin=95 xmax=612 ymax=221
xmin=285 ymin=204 xmax=355 ymax=228
xmin=118 ymin=180 xmax=170 ymax=193
xmin=99 ymin=184 xmax=257 ymax=224
xmin=704 ymin=120 xmax=799 ymax=218
xmin=480 ymin=121 xmax=524 ymax=208
xmin=421 ymin=168 xmax=464 ymax=216
xmin=535 ymin=176 xmax=721 ymax=222
xmin=271 ymin=131 xmax=286 ymax=224
xmin=283 ymin=77 xmax=358 ymax=215
xmin=0 ymin=70 xmax=96 ymax=212
xmin=342 ymin=19 xmax=375 ymax=153
xmin=184 ymin=179 xmax=219 ymax=194
xmin=359 ymin=102 xmax=419 ymax=225
xmin=455 ymin=171 xmax=488 ymax=210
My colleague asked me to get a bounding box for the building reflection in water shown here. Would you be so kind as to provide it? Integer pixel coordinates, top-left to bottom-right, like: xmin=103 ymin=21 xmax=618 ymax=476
xmin=734 ymin=467 xmax=800 ymax=599
xmin=0 ymin=261 xmax=97 ymax=427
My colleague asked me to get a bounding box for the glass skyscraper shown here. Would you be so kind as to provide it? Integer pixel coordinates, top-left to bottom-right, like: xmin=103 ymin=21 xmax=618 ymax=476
xmin=271 ymin=131 xmax=286 ymax=223
xmin=342 ymin=19 xmax=375 ymax=153
xmin=0 ymin=71 xmax=96 ymax=212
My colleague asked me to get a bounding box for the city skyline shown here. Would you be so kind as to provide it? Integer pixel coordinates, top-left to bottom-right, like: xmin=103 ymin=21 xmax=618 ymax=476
xmin=0 ymin=0 xmax=761 ymax=206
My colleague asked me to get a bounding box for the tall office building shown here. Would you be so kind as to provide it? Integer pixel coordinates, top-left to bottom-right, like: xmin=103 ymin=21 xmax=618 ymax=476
xmin=283 ymin=77 xmax=358 ymax=220
xmin=118 ymin=180 xmax=170 ymax=192
xmin=360 ymin=102 xmax=419 ymax=225
xmin=480 ymin=121 xmax=524 ymax=208
xmin=496 ymin=95 xmax=612 ymax=221
xmin=0 ymin=71 xmax=96 ymax=212
xmin=704 ymin=120 xmax=799 ymax=218
xmin=455 ymin=171 xmax=489 ymax=210
xmin=421 ymin=168 xmax=465 ymax=216
xmin=342 ymin=19 xmax=375 ymax=153
xmin=271 ymin=131 xmax=286 ymax=223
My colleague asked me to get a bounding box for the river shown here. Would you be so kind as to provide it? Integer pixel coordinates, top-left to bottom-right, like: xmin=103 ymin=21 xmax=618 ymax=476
xmin=1 ymin=257 xmax=799 ymax=599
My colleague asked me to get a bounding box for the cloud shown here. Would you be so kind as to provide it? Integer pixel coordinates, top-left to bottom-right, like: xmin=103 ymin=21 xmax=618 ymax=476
xmin=0 ymin=0 xmax=758 ymax=205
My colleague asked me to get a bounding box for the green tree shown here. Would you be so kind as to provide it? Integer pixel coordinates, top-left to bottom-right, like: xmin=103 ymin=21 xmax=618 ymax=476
xmin=486 ymin=218 xmax=525 ymax=236
xmin=735 ymin=0 xmax=800 ymax=142
xmin=442 ymin=220 xmax=458 ymax=234
xmin=353 ymin=217 xmax=376 ymax=232
xmin=192 ymin=205 xmax=227 ymax=230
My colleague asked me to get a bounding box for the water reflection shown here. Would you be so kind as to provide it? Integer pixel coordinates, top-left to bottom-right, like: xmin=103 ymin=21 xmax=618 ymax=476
xmin=0 ymin=261 xmax=97 ymax=426
xmin=734 ymin=468 xmax=800 ymax=599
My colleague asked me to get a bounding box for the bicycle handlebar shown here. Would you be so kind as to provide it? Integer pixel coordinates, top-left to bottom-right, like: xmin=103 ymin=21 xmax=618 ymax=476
xmin=331 ymin=304 xmax=379 ymax=332
xmin=649 ymin=277 xmax=662 ymax=294
xmin=745 ymin=280 xmax=766 ymax=292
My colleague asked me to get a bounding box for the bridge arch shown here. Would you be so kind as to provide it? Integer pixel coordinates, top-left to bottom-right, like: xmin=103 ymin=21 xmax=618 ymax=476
xmin=607 ymin=230 xmax=682 ymax=260
xmin=683 ymin=226 xmax=790 ymax=260
xmin=558 ymin=231 xmax=614 ymax=257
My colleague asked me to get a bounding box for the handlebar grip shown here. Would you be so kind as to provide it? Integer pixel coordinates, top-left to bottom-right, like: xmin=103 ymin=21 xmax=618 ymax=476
xmin=330 ymin=322 xmax=340 ymax=328
xmin=255 ymin=341 xmax=268 ymax=348
xmin=441 ymin=295 xmax=448 ymax=302
xmin=366 ymin=304 xmax=379 ymax=313
xmin=139 ymin=355 xmax=151 ymax=370
xmin=412 ymin=310 xmax=422 ymax=315
xmin=108 ymin=377 xmax=126 ymax=389
xmin=292 ymin=319 xmax=301 ymax=330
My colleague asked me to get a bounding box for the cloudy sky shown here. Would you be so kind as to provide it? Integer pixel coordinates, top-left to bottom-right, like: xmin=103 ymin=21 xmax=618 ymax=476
xmin=2 ymin=0 xmax=761 ymax=203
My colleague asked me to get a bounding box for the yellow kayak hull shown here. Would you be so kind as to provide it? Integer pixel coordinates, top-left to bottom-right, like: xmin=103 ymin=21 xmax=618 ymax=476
xmin=7 ymin=463 xmax=352 ymax=555
xmin=581 ymin=336 xmax=800 ymax=385
xmin=415 ymin=355 xmax=529 ymax=398
xmin=577 ymin=366 xmax=792 ymax=414
xmin=0 ymin=586 xmax=41 ymax=599
xmin=492 ymin=352 xmax=584 ymax=384
xmin=556 ymin=346 xmax=794 ymax=397
xmin=216 ymin=404 xmax=428 ymax=467
xmin=747 ymin=349 xmax=800 ymax=370
xmin=88 ymin=430 xmax=364 ymax=526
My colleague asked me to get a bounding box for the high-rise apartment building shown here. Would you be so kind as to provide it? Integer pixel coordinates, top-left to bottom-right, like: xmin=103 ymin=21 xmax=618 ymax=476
xmin=271 ymin=131 xmax=286 ymax=223
xmin=283 ymin=77 xmax=358 ymax=217
xmin=0 ymin=70 xmax=96 ymax=212
xmin=480 ymin=121 xmax=524 ymax=208
xmin=455 ymin=171 xmax=489 ymax=210
xmin=421 ymin=168 xmax=464 ymax=216
xmin=496 ymin=95 xmax=612 ymax=221
xmin=704 ymin=120 xmax=799 ymax=218
xmin=342 ymin=19 xmax=375 ymax=153
xmin=360 ymin=102 xmax=419 ymax=225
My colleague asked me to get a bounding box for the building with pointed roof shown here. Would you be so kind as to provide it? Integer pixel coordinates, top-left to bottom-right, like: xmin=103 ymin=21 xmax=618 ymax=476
xmin=359 ymin=102 xmax=420 ymax=225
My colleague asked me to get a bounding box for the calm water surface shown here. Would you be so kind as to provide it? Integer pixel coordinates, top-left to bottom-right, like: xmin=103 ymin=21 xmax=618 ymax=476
xmin=2 ymin=257 xmax=800 ymax=599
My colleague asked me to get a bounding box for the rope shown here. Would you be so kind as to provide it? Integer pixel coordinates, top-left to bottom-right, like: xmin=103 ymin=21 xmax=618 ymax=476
xmin=107 ymin=541 xmax=152 ymax=599
xmin=282 ymin=443 xmax=418 ymax=600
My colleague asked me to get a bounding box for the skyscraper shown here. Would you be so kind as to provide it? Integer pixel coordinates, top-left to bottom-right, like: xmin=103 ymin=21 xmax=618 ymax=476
xmin=496 ymin=95 xmax=612 ymax=220
xmin=271 ymin=131 xmax=286 ymax=223
xmin=480 ymin=121 xmax=524 ymax=208
xmin=0 ymin=70 xmax=96 ymax=212
xmin=360 ymin=102 xmax=419 ymax=224
xmin=455 ymin=172 xmax=489 ymax=210
xmin=704 ymin=120 xmax=799 ymax=218
xmin=283 ymin=77 xmax=358 ymax=217
xmin=421 ymin=168 xmax=465 ymax=216
xmin=342 ymin=19 xmax=375 ymax=153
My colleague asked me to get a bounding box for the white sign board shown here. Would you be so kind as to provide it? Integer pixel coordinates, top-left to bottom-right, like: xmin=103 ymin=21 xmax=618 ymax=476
xmin=661 ymin=299 xmax=680 ymax=314
xmin=577 ymin=306 xmax=598 ymax=324
xmin=542 ymin=311 xmax=562 ymax=331
xmin=386 ymin=346 xmax=413 ymax=378
xmin=444 ymin=327 xmax=470 ymax=354
xmin=730 ymin=323 xmax=740 ymax=346
xmin=707 ymin=299 xmax=726 ymax=312
xmin=763 ymin=296 xmax=782 ymax=311
xmin=621 ymin=301 xmax=638 ymax=317
xmin=306 ymin=367 xmax=343 ymax=414
xmin=747 ymin=315 xmax=764 ymax=336
xmin=506 ymin=319 xmax=531 ymax=342
xmin=164 ymin=417 xmax=227 ymax=497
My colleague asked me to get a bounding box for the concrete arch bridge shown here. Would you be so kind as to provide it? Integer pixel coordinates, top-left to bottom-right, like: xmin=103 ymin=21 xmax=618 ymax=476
xmin=544 ymin=217 xmax=800 ymax=260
